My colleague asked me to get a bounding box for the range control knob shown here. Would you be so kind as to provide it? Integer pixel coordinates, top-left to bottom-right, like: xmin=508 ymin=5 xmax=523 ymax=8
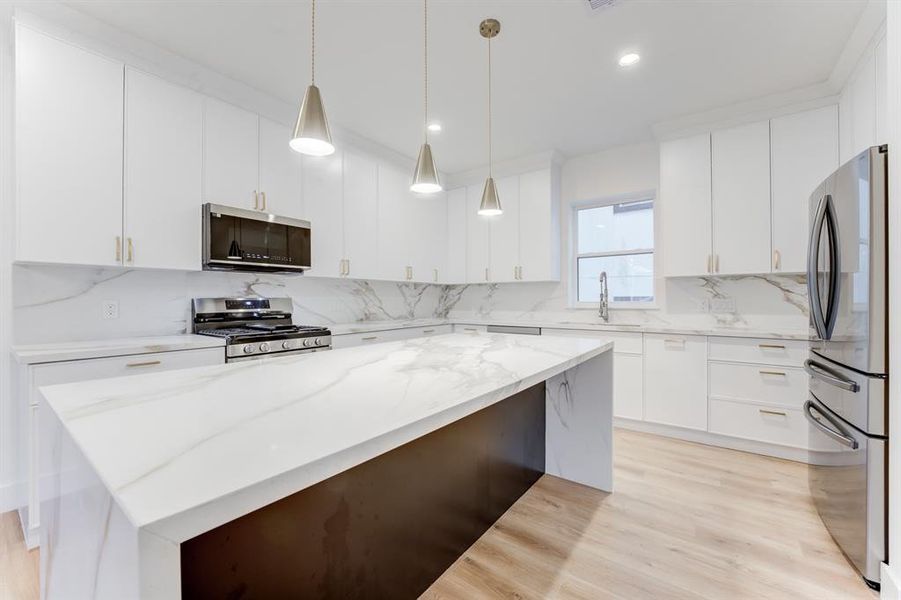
xmin=303 ymin=338 xmax=314 ymax=347
xmin=242 ymin=344 xmax=255 ymax=354
xmin=282 ymin=340 xmax=293 ymax=350
xmin=313 ymin=338 xmax=322 ymax=346
xmin=259 ymin=342 xmax=270 ymax=353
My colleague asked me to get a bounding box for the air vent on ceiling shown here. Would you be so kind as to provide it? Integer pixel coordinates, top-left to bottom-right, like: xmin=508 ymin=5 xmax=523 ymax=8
xmin=587 ymin=0 xmax=618 ymax=9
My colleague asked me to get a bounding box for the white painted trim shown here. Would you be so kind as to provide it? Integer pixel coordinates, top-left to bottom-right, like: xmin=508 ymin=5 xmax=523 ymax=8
xmin=882 ymin=563 xmax=901 ymax=599
xmin=614 ymin=417 xmax=823 ymax=464
xmin=829 ymin=0 xmax=888 ymax=91
xmin=652 ymin=84 xmax=839 ymax=141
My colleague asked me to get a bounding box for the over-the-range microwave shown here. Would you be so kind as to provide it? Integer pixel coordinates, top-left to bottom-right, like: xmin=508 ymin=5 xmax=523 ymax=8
xmin=202 ymin=203 xmax=311 ymax=273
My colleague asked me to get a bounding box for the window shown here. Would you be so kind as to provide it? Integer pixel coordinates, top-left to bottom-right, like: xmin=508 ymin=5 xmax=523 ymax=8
xmin=574 ymin=197 xmax=654 ymax=305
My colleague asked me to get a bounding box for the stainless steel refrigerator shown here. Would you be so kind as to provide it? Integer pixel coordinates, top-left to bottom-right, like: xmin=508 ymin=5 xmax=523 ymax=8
xmin=804 ymin=145 xmax=887 ymax=589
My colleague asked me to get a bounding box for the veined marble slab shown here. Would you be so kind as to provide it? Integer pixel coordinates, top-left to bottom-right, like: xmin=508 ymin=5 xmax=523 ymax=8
xmin=12 ymin=335 xmax=225 ymax=364
xmin=40 ymin=332 xmax=611 ymax=544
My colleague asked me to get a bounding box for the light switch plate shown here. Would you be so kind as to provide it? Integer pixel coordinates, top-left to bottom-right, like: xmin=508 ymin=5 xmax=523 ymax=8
xmin=102 ymin=300 xmax=119 ymax=320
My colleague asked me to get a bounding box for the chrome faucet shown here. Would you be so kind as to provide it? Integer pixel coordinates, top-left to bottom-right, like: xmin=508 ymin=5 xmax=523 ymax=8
xmin=598 ymin=271 xmax=609 ymax=322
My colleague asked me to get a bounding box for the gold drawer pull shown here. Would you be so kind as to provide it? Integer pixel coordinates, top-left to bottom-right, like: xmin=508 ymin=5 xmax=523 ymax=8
xmin=422 ymin=329 xmax=435 ymax=333
xmin=126 ymin=360 xmax=162 ymax=368
xmin=759 ymin=409 xmax=787 ymax=417
xmin=362 ymin=336 xmax=378 ymax=341
xmin=759 ymin=370 xmax=787 ymax=376
xmin=758 ymin=344 xmax=786 ymax=350
xmin=463 ymin=327 xmax=478 ymax=332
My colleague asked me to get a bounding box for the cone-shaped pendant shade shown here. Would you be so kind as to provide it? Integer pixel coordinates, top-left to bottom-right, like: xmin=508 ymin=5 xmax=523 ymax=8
xmin=478 ymin=176 xmax=502 ymax=216
xmin=410 ymin=143 xmax=442 ymax=193
xmin=290 ymin=84 xmax=335 ymax=156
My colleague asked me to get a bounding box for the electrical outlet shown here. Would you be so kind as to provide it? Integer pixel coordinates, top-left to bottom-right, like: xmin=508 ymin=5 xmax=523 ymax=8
xmin=102 ymin=300 xmax=119 ymax=320
xmin=710 ymin=298 xmax=736 ymax=314
xmin=699 ymin=299 xmax=710 ymax=313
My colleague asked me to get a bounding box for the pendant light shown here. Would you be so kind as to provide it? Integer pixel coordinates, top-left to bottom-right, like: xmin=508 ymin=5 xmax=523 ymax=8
xmin=290 ymin=0 xmax=335 ymax=156
xmin=410 ymin=0 xmax=442 ymax=193
xmin=478 ymin=18 xmax=502 ymax=216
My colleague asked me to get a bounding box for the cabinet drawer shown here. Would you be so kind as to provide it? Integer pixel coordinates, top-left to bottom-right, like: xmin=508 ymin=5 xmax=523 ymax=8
xmin=541 ymin=328 xmax=642 ymax=354
xmin=31 ymin=347 xmax=223 ymax=404
xmin=454 ymin=324 xmax=488 ymax=334
xmin=414 ymin=325 xmax=452 ymax=337
xmin=643 ymin=334 xmax=708 ymax=430
xmin=708 ymin=337 xmax=807 ymax=366
xmin=709 ymin=398 xmax=837 ymax=451
xmin=332 ymin=329 xmax=406 ymax=349
xmin=709 ymin=362 xmax=807 ymax=408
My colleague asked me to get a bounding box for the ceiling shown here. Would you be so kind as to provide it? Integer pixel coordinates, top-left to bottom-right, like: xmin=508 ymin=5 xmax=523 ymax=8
xmin=62 ymin=0 xmax=867 ymax=173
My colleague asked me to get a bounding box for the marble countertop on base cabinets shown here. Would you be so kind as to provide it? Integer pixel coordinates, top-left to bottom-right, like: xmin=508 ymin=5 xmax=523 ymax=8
xmin=329 ymin=317 xmax=812 ymax=341
xmin=39 ymin=332 xmax=612 ymax=542
xmin=12 ymin=334 xmax=226 ymax=365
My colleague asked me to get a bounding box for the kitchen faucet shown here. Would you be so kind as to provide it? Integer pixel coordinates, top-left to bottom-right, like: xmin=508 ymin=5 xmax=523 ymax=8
xmin=598 ymin=271 xmax=609 ymax=322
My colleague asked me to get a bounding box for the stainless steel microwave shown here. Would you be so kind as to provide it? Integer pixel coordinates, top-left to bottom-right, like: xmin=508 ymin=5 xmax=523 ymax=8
xmin=202 ymin=203 xmax=311 ymax=273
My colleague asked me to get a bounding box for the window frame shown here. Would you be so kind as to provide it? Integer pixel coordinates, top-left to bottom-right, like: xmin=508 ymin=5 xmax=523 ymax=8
xmin=570 ymin=191 xmax=657 ymax=310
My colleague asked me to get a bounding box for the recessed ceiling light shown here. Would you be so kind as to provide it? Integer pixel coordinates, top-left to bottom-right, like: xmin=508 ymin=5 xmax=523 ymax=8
xmin=618 ymin=52 xmax=640 ymax=67
xmin=427 ymin=122 xmax=442 ymax=133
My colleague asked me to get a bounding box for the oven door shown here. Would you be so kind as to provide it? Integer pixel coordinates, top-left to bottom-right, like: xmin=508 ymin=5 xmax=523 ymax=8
xmin=226 ymin=347 xmax=330 ymax=363
xmin=805 ymin=394 xmax=885 ymax=587
xmin=203 ymin=203 xmax=311 ymax=272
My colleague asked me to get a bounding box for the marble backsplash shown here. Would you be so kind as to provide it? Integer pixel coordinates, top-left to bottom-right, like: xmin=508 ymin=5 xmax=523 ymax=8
xmin=12 ymin=264 xmax=809 ymax=344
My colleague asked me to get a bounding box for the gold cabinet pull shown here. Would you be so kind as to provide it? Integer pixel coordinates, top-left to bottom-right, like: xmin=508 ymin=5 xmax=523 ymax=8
xmin=759 ymin=370 xmax=787 ymax=377
xmin=127 ymin=237 xmax=134 ymax=263
xmin=715 ymin=254 xmax=720 ymax=273
xmin=484 ymin=267 xmax=489 ymax=282
xmin=345 ymin=259 xmax=350 ymax=276
xmin=422 ymin=329 xmax=435 ymax=334
xmin=433 ymin=268 xmax=438 ymax=282
xmin=362 ymin=336 xmax=378 ymax=341
xmin=773 ymin=249 xmax=781 ymax=270
xmin=253 ymin=190 xmax=259 ymax=210
xmin=261 ymin=191 xmax=267 ymax=211
xmin=405 ymin=266 xmax=413 ymax=280
xmin=758 ymin=343 xmax=786 ymax=350
xmin=759 ymin=408 xmax=787 ymax=417
xmin=126 ymin=360 xmax=162 ymax=368
xmin=463 ymin=327 xmax=478 ymax=332
xmin=706 ymin=254 xmax=712 ymax=274
xmin=115 ymin=236 xmax=122 ymax=262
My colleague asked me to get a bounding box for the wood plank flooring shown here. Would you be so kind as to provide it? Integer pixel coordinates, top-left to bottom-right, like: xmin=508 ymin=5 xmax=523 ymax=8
xmin=0 ymin=429 xmax=876 ymax=599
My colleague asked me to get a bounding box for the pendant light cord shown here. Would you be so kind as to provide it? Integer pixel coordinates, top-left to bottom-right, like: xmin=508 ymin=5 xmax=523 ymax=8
xmin=487 ymin=35 xmax=492 ymax=178
xmin=311 ymin=0 xmax=316 ymax=85
xmin=424 ymin=0 xmax=429 ymax=143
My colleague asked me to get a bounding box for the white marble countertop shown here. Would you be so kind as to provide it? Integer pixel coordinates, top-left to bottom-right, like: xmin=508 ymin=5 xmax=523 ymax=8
xmin=12 ymin=334 xmax=225 ymax=364
xmin=40 ymin=332 xmax=611 ymax=543
xmin=329 ymin=317 xmax=811 ymax=341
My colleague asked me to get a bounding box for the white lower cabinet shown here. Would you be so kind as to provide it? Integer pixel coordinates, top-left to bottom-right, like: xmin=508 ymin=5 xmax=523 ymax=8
xmin=643 ymin=334 xmax=708 ymax=431
xmin=17 ymin=347 xmax=223 ymax=548
xmin=541 ymin=328 xmax=643 ymax=420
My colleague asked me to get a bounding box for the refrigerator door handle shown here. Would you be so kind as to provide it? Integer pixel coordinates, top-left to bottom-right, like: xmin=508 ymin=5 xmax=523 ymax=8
xmin=804 ymin=400 xmax=859 ymax=449
xmin=808 ymin=194 xmax=829 ymax=339
xmin=804 ymin=358 xmax=860 ymax=393
xmin=822 ymin=195 xmax=842 ymax=339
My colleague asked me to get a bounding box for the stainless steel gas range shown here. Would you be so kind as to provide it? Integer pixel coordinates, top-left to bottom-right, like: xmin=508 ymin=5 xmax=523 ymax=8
xmin=192 ymin=297 xmax=331 ymax=362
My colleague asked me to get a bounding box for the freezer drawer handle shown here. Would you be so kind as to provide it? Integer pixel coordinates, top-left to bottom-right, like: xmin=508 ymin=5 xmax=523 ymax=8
xmin=803 ymin=400 xmax=859 ymax=449
xmin=803 ymin=359 xmax=860 ymax=393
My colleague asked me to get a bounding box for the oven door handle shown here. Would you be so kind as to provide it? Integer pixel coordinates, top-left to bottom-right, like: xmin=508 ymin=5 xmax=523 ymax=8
xmin=804 ymin=358 xmax=860 ymax=393
xmin=803 ymin=400 xmax=859 ymax=449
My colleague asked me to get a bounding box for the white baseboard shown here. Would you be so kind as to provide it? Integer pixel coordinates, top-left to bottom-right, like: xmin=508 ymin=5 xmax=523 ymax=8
xmin=614 ymin=417 xmax=819 ymax=463
xmin=882 ymin=563 xmax=901 ymax=599
xmin=0 ymin=478 xmax=25 ymax=513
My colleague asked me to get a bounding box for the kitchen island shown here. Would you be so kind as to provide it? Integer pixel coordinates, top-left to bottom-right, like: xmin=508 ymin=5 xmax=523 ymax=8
xmin=38 ymin=332 xmax=613 ymax=599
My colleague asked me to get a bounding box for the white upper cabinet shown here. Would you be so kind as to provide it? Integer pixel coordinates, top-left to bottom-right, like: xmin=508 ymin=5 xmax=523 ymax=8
xmin=466 ymin=183 xmax=492 ymax=283
xmin=302 ymin=153 xmax=344 ymax=278
xmin=411 ymin=192 xmax=448 ymax=283
xmin=518 ymin=168 xmax=560 ymax=282
xmin=839 ymin=40 xmax=881 ymax=163
xmin=711 ymin=120 xmax=771 ymax=275
xmin=489 ymin=176 xmax=521 ymax=283
xmin=342 ymin=151 xmax=379 ymax=280
xmin=124 ymin=68 xmax=203 ymax=271
xmin=770 ymin=106 xmax=839 ymax=273
xmin=445 ymin=188 xmax=467 ymax=284
xmin=259 ymin=117 xmax=303 ymax=219
xmin=16 ymin=25 xmax=124 ymax=267
xmin=203 ymin=97 xmax=260 ymax=210
xmin=659 ymin=134 xmax=712 ymax=277
xmin=377 ymin=163 xmax=413 ymax=281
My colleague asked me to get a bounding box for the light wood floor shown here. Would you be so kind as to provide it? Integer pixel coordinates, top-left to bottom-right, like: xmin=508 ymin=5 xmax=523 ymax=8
xmin=0 ymin=430 xmax=876 ymax=599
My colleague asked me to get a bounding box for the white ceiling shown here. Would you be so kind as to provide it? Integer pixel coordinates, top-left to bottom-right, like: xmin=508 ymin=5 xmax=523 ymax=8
xmin=63 ymin=0 xmax=867 ymax=174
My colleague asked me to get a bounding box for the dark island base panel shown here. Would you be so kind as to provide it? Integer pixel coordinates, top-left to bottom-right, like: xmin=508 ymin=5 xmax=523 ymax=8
xmin=180 ymin=382 xmax=547 ymax=599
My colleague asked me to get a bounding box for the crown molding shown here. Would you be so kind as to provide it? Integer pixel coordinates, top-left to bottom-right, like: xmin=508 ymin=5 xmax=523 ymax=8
xmin=444 ymin=150 xmax=564 ymax=190
xmin=828 ymin=0 xmax=887 ymax=91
